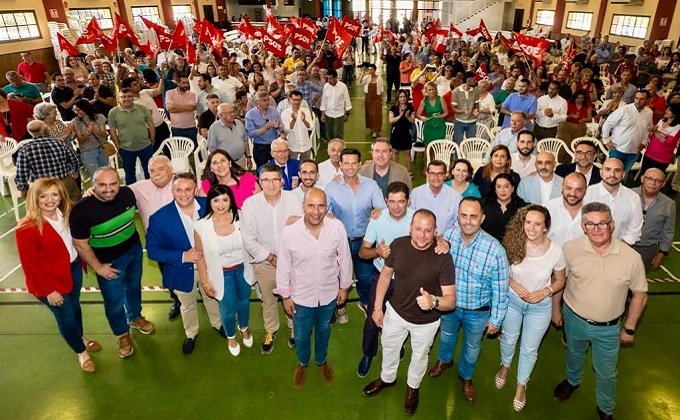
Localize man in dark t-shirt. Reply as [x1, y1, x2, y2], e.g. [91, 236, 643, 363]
[70, 167, 155, 359]
[362, 210, 456, 415]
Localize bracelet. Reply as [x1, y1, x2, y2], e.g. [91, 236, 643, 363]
[547, 285, 554, 296]
[245, 155, 252, 159]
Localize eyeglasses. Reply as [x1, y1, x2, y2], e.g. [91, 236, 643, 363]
[583, 220, 612, 231]
[575, 150, 596, 157]
[260, 178, 282, 184]
[271, 149, 289, 154]
[427, 172, 446, 177]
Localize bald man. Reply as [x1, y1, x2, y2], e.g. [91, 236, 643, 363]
[206, 103, 251, 169]
[632, 168, 676, 270]
[275, 188, 353, 389]
[517, 151, 563, 205]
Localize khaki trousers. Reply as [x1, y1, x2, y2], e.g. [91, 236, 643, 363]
[253, 263, 293, 333]
[174, 272, 222, 339]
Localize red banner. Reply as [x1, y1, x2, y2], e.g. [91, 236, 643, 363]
[475, 62, 489, 81]
[263, 33, 286, 58]
[186, 42, 197, 65]
[100, 31, 117, 52]
[499, 33, 521, 53]
[172, 19, 188, 50]
[423, 19, 440, 42]
[432, 29, 449, 54]
[199, 19, 224, 50]
[266, 14, 283, 37]
[299, 17, 317, 38]
[76, 17, 104, 45]
[290, 27, 313, 51]
[324, 18, 353, 58]
[466, 27, 481, 37]
[57, 33, 80, 56]
[340, 17, 362, 38]
[140, 16, 162, 32]
[514, 32, 550, 66]
[449, 24, 463, 38]
[479, 19, 493, 42]
[111, 13, 141, 46]
[237, 16, 253, 38]
[139, 39, 158, 57]
[192, 18, 202, 35]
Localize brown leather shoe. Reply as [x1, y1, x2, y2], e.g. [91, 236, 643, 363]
[461, 378, 476, 402]
[293, 365, 307, 389]
[554, 379, 580, 401]
[319, 362, 335, 385]
[428, 360, 453, 377]
[404, 386, 419, 415]
[363, 378, 397, 396]
[117, 332, 134, 359]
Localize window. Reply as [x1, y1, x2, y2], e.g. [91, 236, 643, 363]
[535, 10, 555, 26]
[322, 0, 342, 18]
[566, 12, 592, 31]
[610, 14, 650, 39]
[351, 0, 366, 20]
[172, 5, 192, 22]
[70, 8, 113, 30]
[0, 11, 40, 43]
[131, 6, 161, 26]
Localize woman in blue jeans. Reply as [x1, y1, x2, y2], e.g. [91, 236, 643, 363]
[72, 99, 110, 178]
[195, 184, 253, 357]
[495, 205, 567, 412]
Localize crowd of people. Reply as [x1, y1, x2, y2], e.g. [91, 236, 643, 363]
[5, 13, 680, 419]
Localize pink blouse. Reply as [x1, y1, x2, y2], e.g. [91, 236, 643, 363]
[645, 121, 680, 164]
[201, 172, 258, 209]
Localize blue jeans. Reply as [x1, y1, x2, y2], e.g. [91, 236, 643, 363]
[608, 149, 638, 172]
[349, 239, 376, 306]
[218, 264, 251, 338]
[80, 147, 109, 179]
[563, 305, 620, 415]
[96, 242, 143, 336]
[454, 121, 477, 144]
[293, 300, 336, 366]
[171, 126, 198, 147]
[500, 293, 552, 385]
[437, 307, 490, 380]
[119, 145, 153, 185]
[39, 260, 86, 354]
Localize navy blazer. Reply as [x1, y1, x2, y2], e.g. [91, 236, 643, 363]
[260, 158, 300, 191]
[555, 163, 601, 186]
[146, 197, 207, 293]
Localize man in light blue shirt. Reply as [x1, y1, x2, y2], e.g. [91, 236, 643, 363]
[500, 79, 537, 129]
[409, 160, 463, 234]
[489, 111, 526, 156]
[325, 148, 386, 323]
[245, 91, 281, 168]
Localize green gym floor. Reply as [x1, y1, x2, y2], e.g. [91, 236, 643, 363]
[2, 60, 679, 420]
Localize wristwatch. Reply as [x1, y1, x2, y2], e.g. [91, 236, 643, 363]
[431, 295, 439, 310]
[624, 328, 635, 336]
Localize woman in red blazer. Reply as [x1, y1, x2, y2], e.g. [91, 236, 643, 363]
[0, 89, 33, 141]
[15, 178, 100, 373]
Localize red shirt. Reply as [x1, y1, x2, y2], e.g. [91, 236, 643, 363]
[17, 61, 47, 83]
[566, 101, 590, 124]
[648, 94, 667, 125]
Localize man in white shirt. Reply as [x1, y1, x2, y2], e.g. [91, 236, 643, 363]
[602, 89, 653, 172]
[545, 172, 587, 246]
[409, 160, 462, 234]
[517, 151, 563, 205]
[320, 69, 352, 140]
[584, 158, 643, 245]
[490, 111, 526, 156]
[212, 64, 242, 104]
[281, 90, 314, 160]
[510, 129, 537, 179]
[317, 138, 345, 188]
[534, 80, 568, 140]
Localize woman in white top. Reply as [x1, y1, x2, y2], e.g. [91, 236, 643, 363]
[476, 80, 496, 132]
[495, 205, 567, 412]
[195, 184, 254, 356]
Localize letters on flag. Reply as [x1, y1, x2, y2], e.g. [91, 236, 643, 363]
[172, 19, 188, 50]
[475, 62, 489, 82]
[479, 19, 493, 42]
[514, 32, 550, 66]
[299, 17, 317, 38]
[263, 33, 286, 58]
[291, 27, 313, 51]
[76, 17, 104, 45]
[432, 29, 449, 54]
[112, 13, 141, 46]
[340, 17, 361, 38]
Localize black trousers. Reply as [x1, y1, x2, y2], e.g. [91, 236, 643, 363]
[253, 143, 272, 168]
[386, 76, 399, 103]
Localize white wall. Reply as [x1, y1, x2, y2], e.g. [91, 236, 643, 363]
[441, 0, 506, 31]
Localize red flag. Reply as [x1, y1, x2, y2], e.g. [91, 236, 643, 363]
[560, 40, 578, 75]
[290, 27, 313, 51]
[266, 14, 282, 37]
[514, 32, 550, 66]
[57, 33, 80, 56]
[449, 24, 463, 38]
[172, 20, 188, 50]
[384, 29, 397, 45]
[479, 19, 493, 42]
[374, 24, 383, 43]
[466, 27, 481, 37]
[140, 16, 162, 32]
[324, 18, 352, 59]
[186, 42, 197, 65]
[423, 19, 440, 42]
[139, 39, 158, 57]
[237, 16, 253, 38]
[192, 18, 202, 35]
[100, 30, 118, 52]
[76, 17, 104, 45]
[499, 33, 521, 53]
[432, 29, 449, 54]
[263, 32, 286, 58]
[475, 63, 489, 81]
[112, 13, 141, 46]
[340, 17, 362, 38]
[199, 19, 223, 50]
[324, 17, 339, 44]
[251, 26, 264, 40]
[299, 17, 317, 38]
[290, 16, 299, 26]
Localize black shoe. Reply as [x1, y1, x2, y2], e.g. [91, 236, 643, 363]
[363, 378, 396, 396]
[214, 326, 227, 339]
[182, 336, 196, 355]
[262, 331, 276, 355]
[597, 407, 614, 420]
[404, 386, 419, 415]
[554, 379, 580, 401]
[357, 355, 372, 378]
[167, 302, 181, 320]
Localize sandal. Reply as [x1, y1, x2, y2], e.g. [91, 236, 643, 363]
[494, 366, 507, 390]
[79, 357, 96, 373]
[513, 396, 526, 412]
[86, 340, 102, 353]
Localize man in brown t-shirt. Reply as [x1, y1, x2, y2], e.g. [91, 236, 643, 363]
[362, 209, 456, 415]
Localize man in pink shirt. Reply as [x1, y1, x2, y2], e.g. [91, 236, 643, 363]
[166, 74, 198, 145]
[275, 188, 353, 389]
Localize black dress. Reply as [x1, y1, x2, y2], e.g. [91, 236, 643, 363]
[389, 103, 414, 151]
[481, 197, 527, 242]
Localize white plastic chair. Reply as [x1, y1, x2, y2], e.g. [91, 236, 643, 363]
[444, 122, 455, 142]
[194, 136, 209, 176]
[489, 126, 502, 140]
[474, 123, 492, 141]
[0, 138, 18, 196]
[536, 137, 574, 164]
[572, 136, 608, 167]
[153, 137, 195, 174]
[459, 137, 491, 171]
[411, 119, 426, 162]
[7, 174, 23, 222]
[425, 140, 461, 170]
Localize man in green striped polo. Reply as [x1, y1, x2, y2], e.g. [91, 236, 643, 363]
[70, 167, 155, 359]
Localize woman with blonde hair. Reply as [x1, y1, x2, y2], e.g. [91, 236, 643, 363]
[494, 205, 566, 412]
[417, 81, 449, 145]
[15, 178, 101, 372]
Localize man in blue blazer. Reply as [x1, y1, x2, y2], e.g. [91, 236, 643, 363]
[146, 172, 223, 355]
[518, 151, 564, 205]
[260, 138, 300, 190]
[555, 139, 602, 186]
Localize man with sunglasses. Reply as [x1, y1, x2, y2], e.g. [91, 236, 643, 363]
[553, 201, 647, 420]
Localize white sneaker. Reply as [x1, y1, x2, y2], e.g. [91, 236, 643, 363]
[240, 328, 253, 348]
[337, 308, 349, 324]
[228, 341, 241, 356]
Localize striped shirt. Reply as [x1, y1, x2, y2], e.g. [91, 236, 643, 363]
[443, 226, 510, 328]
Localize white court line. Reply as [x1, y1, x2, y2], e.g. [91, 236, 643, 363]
[673, 244, 680, 253]
[660, 265, 680, 281]
[0, 201, 24, 219]
[0, 226, 16, 240]
[0, 264, 20, 283]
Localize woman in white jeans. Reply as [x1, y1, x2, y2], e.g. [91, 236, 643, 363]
[495, 205, 567, 412]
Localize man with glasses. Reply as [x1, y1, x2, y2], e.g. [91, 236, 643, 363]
[50, 72, 81, 120]
[632, 168, 676, 271]
[555, 139, 602, 186]
[241, 164, 303, 354]
[584, 158, 643, 245]
[409, 160, 462, 235]
[207, 103, 250, 168]
[554, 202, 647, 420]
[245, 91, 281, 168]
[264, 138, 300, 191]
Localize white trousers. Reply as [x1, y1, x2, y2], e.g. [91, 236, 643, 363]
[174, 272, 222, 339]
[380, 303, 440, 388]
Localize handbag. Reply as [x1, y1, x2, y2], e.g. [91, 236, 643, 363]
[101, 141, 117, 157]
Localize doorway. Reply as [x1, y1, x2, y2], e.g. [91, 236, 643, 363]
[203, 5, 215, 24]
[512, 9, 524, 32]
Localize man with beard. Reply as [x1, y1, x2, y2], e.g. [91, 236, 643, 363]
[555, 139, 602, 186]
[584, 158, 643, 245]
[292, 160, 320, 200]
[196, 73, 229, 117]
[500, 79, 537, 129]
[535, 80, 568, 140]
[359, 138, 412, 196]
[166, 74, 198, 145]
[518, 151, 563, 205]
[510, 130, 537, 179]
[602, 90, 653, 172]
[546, 172, 588, 246]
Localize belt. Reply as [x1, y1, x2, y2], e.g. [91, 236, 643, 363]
[567, 305, 621, 326]
[463, 305, 490, 312]
[348, 236, 364, 242]
[223, 264, 243, 271]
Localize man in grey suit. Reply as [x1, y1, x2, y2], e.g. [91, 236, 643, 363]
[517, 151, 563, 205]
[358, 138, 412, 197]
